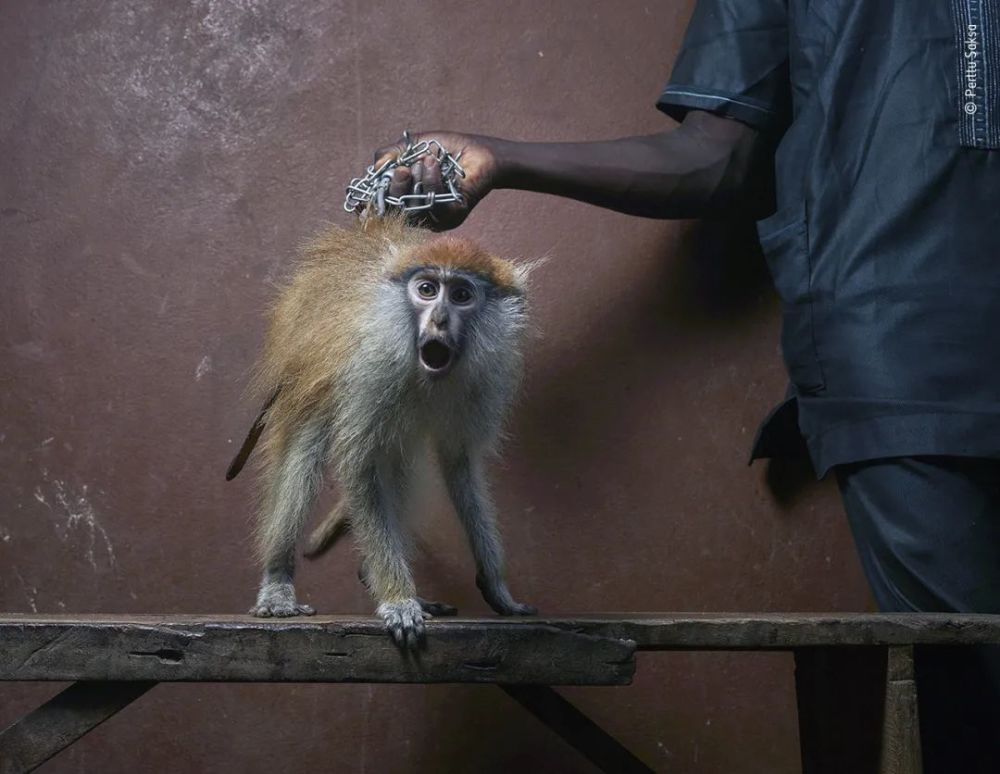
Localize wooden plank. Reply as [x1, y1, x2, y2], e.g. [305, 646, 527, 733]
[0, 681, 155, 774]
[544, 613, 1000, 650]
[879, 645, 923, 774]
[5, 613, 1000, 652]
[0, 617, 635, 685]
[500, 685, 655, 774]
[794, 646, 887, 774]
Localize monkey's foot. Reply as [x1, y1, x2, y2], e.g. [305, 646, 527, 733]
[250, 601, 315, 617]
[493, 600, 537, 616]
[476, 575, 537, 616]
[250, 582, 316, 618]
[377, 598, 428, 649]
[359, 573, 455, 617]
[417, 597, 458, 617]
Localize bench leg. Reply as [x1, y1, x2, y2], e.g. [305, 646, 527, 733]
[0, 681, 156, 774]
[795, 646, 922, 774]
[499, 684, 655, 774]
[880, 645, 922, 774]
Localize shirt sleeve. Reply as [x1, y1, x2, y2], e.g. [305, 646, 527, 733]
[657, 0, 790, 132]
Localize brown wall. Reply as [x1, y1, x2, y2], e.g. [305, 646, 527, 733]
[0, 2, 874, 772]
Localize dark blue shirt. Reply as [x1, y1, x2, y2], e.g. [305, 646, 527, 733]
[658, 0, 1000, 477]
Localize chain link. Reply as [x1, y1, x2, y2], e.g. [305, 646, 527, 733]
[344, 131, 467, 217]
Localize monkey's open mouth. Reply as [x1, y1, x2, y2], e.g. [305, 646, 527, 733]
[419, 340, 453, 373]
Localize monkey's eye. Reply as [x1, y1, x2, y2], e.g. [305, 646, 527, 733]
[416, 280, 438, 299]
[450, 285, 474, 305]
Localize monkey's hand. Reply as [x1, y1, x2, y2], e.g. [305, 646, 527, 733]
[476, 575, 537, 617]
[372, 132, 499, 231]
[377, 598, 428, 649]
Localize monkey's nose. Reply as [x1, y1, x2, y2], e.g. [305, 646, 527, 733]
[428, 320, 449, 339]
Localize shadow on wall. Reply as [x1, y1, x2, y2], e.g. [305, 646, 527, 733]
[514, 216, 817, 512]
[681, 221, 820, 507]
[682, 222, 819, 507]
[669, 217, 772, 323]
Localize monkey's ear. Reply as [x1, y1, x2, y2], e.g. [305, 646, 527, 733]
[225, 387, 281, 481]
[509, 255, 549, 291]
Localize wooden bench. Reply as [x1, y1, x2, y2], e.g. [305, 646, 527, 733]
[3, 613, 1000, 773]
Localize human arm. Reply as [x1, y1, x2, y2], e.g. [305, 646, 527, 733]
[372, 110, 773, 230]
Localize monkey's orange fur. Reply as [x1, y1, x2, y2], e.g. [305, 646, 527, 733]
[388, 235, 521, 294]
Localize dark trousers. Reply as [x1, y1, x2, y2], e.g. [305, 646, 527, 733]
[836, 456, 1000, 774]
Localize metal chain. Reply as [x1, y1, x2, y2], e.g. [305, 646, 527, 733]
[344, 130, 467, 217]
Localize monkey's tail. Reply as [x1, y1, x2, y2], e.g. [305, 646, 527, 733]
[303, 500, 351, 559]
[225, 386, 281, 481]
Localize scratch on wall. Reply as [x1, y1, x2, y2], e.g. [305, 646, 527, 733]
[195, 354, 213, 381]
[14, 569, 38, 613]
[36, 473, 116, 572]
[81, 0, 325, 162]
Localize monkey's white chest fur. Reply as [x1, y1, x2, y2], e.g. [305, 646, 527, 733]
[325, 280, 524, 480]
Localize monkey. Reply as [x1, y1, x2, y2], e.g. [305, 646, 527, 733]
[227, 213, 536, 647]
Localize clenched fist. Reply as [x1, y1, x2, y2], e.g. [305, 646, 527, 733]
[370, 132, 501, 230]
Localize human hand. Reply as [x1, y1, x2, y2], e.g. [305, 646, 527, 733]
[370, 131, 500, 230]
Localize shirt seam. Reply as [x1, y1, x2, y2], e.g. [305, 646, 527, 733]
[657, 86, 774, 115]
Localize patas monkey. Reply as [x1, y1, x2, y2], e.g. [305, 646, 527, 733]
[228, 214, 535, 647]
